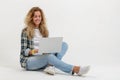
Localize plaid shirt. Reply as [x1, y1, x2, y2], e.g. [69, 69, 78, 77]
[20, 28, 34, 68]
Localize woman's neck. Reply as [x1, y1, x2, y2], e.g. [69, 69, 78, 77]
[34, 26, 39, 29]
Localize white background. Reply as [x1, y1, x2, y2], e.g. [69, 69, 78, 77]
[0, 0, 120, 68]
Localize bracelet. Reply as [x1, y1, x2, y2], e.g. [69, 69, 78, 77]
[31, 50, 35, 55]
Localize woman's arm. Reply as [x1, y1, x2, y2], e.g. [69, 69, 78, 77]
[21, 30, 30, 56]
[21, 30, 39, 56]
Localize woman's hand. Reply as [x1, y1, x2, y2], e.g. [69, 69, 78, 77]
[29, 49, 39, 55]
[34, 49, 39, 53]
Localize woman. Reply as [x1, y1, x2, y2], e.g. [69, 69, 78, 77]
[20, 7, 90, 75]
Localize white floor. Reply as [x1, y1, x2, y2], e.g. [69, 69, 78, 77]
[0, 65, 120, 80]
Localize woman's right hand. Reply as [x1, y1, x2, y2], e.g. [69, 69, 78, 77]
[29, 49, 39, 55]
[34, 49, 39, 53]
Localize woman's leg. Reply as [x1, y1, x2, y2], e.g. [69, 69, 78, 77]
[26, 54, 89, 75]
[47, 54, 73, 74]
[55, 42, 68, 60]
[26, 55, 48, 70]
[26, 54, 73, 74]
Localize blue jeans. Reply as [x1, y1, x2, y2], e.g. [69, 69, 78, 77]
[26, 42, 74, 74]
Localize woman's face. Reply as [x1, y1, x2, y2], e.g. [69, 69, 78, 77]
[33, 11, 42, 27]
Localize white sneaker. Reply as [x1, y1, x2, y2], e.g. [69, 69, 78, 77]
[44, 66, 55, 75]
[78, 66, 90, 76]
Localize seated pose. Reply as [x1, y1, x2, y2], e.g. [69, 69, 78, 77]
[20, 7, 90, 75]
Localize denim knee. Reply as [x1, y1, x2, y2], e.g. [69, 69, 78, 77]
[62, 42, 68, 50]
[47, 54, 54, 60]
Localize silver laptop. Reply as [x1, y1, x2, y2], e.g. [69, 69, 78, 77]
[38, 37, 63, 54]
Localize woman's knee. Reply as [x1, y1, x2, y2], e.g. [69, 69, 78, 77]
[62, 42, 68, 50]
[47, 54, 56, 63]
[47, 54, 55, 59]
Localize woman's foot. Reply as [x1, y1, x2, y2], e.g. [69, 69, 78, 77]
[73, 65, 90, 76]
[44, 66, 55, 75]
[77, 66, 90, 76]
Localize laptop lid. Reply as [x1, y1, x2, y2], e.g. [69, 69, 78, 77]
[39, 37, 63, 53]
